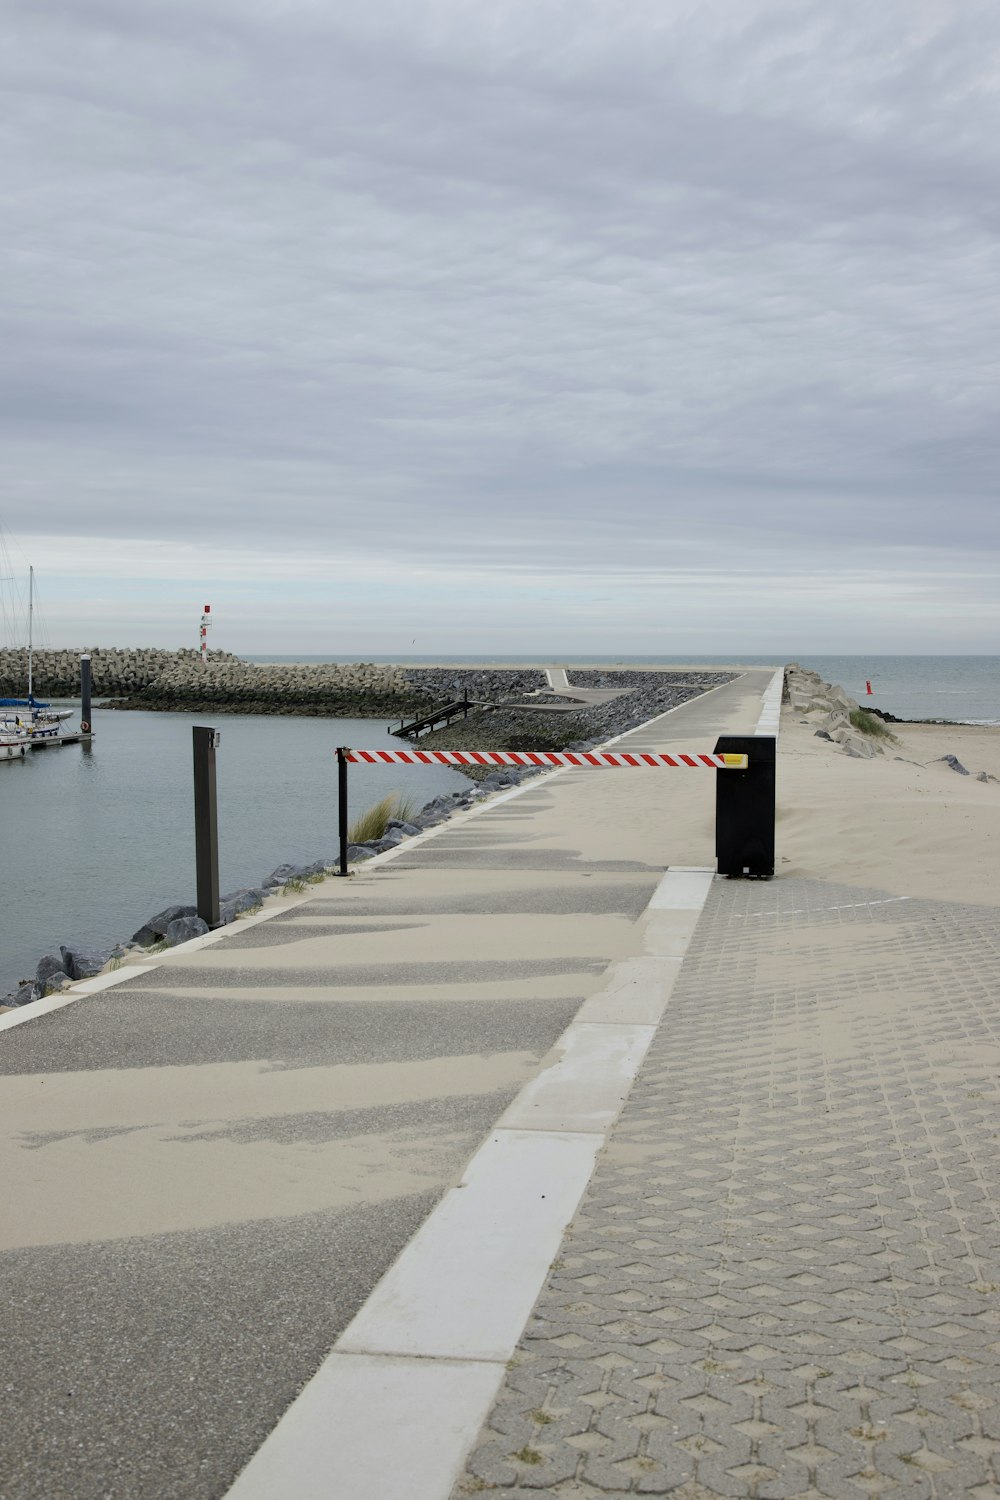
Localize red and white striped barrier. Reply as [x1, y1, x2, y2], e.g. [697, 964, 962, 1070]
[342, 748, 747, 769]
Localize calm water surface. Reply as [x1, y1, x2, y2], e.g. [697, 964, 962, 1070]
[0, 707, 469, 998]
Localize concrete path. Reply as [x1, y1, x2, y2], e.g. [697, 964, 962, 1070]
[0, 669, 771, 1500]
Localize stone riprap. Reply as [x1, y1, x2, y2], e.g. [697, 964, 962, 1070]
[0, 646, 241, 697]
[118, 657, 416, 713]
[419, 670, 738, 755]
[404, 667, 548, 702]
[784, 663, 890, 761]
[0, 649, 549, 716]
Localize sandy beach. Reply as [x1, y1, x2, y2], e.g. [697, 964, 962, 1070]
[776, 714, 1000, 906]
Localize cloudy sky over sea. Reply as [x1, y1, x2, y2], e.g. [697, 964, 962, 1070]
[3, 0, 999, 654]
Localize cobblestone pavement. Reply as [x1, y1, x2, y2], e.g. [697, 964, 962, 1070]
[456, 876, 1000, 1499]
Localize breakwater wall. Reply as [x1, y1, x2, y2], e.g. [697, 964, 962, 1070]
[785, 663, 889, 758]
[0, 646, 242, 697]
[419, 669, 738, 754]
[0, 650, 546, 715]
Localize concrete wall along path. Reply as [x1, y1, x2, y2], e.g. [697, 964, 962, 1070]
[0, 668, 775, 1500]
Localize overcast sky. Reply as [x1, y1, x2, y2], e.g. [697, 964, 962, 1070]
[3, 0, 999, 655]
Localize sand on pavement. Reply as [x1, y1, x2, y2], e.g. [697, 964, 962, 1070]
[775, 713, 1000, 905]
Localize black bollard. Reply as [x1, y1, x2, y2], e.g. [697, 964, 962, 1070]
[193, 726, 221, 926]
[80, 655, 92, 736]
[714, 735, 775, 879]
[337, 747, 349, 876]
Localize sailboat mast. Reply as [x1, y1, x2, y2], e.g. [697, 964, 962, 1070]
[27, 565, 33, 701]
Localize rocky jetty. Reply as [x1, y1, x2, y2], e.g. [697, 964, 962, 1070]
[0, 649, 548, 717]
[784, 662, 894, 758]
[418, 669, 737, 754]
[122, 658, 420, 714]
[0, 646, 242, 697]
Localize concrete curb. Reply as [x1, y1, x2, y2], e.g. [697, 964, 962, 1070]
[756, 667, 784, 737]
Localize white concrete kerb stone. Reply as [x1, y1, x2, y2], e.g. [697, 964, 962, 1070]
[755, 668, 783, 739]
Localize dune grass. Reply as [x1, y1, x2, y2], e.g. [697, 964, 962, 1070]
[348, 792, 417, 844]
[850, 708, 897, 740]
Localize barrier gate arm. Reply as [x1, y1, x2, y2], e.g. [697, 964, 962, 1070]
[341, 748, 747, 770]
[333, 745, 751, 878]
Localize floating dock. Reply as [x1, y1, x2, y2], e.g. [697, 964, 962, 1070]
[26, 730, 93, 750]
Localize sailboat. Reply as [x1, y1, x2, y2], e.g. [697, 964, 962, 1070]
[0, 723, 29, 759]
[0, 566, 72, 740]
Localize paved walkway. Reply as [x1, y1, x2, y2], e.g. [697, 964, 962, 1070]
[455, 875, 1000, 1499]
[18, 664, 996, 1500]
[0, 669, 772, 1500]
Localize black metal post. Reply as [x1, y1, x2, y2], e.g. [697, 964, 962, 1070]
[193, 726, 221, 926]
[80, 654, 92, 736]
[463, 688, 469, 720]
[714, 735, 775, 880]
[337, 747, 349, 876]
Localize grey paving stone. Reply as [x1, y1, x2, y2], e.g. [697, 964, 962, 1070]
[453, 876, 1000, 1497]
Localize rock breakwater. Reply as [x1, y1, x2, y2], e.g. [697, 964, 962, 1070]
[0, 649, 548, 717]
[0, 646, 243, 697]
[419, 669, 738, 754]
[784, 663, 894, 758]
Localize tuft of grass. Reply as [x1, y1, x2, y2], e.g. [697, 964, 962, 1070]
[511, 1447, 542, 1466]
[348, 792, 416, 844]
[850, 708, 896, 740]
[282, 877, 307, 895]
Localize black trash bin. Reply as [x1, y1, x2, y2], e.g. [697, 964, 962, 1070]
[714, 734, 775, 879]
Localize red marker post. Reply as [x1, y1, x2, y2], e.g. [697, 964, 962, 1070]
[200, 604, 212, 669]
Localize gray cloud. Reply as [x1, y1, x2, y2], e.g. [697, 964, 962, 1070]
[2, 0, 999, 640]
